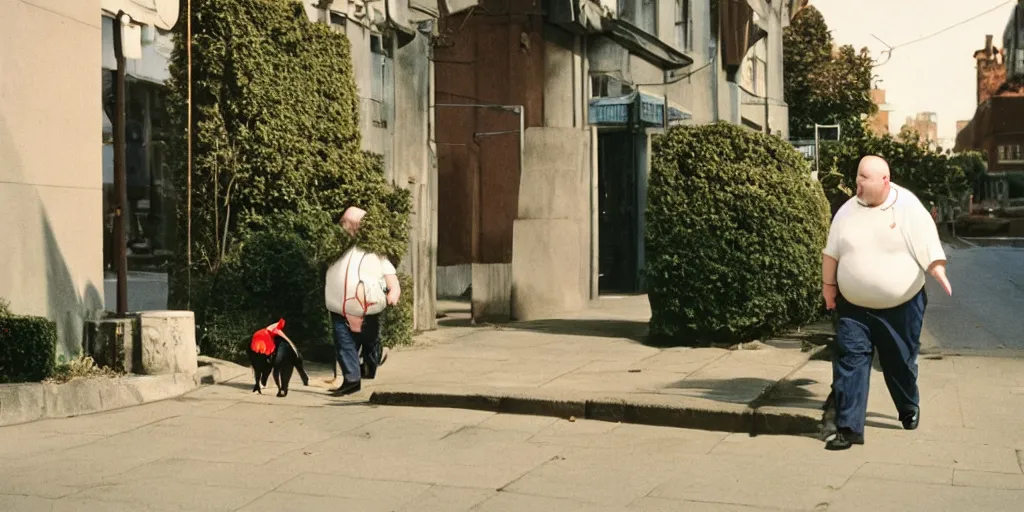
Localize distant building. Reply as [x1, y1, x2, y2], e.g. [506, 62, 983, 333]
[956, 120, 971, 137]
[975, 34, 1007, 105]
[900, 112, 938, 148]
[957, 18, 1024, 209]
[1005, 2, 1024, 79]
[866, 87, 893, 136]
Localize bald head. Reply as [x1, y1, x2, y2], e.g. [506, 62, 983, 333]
[855, 155, 891, 206]
[340, 206, 366, 236]
[858, 155, 890, 180]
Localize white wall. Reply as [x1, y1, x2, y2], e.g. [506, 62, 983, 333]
[1, 0, 104, 357]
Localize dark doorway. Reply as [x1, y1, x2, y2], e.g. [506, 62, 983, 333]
[598, 130, 639, 293]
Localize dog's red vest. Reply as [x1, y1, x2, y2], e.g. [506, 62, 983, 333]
[250, 319, 285, 356]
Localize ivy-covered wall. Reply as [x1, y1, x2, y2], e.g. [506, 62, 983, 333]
[164, 0, 412, 361]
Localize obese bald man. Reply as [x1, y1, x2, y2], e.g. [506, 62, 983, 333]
[822, 155, 952, 450]
[324, 206, 401, 396]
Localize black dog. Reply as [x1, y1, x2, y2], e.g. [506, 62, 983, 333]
[247, 322, 309, 398]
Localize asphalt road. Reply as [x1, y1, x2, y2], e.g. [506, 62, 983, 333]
[922, 244, 1024, 352]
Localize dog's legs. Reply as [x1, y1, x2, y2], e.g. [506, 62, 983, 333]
[277, 364, 293, 398]
[260, 360, 271, 388]
[252, 368, 262, 394]
[295, 356, 310, 386]
[272, 367, 281, 394]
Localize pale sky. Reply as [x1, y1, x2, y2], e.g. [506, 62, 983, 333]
[810, 0, 1016, 148]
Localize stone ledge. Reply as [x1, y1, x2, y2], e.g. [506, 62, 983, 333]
[368, 385, 822, 437]
[0, 373, 198, 427]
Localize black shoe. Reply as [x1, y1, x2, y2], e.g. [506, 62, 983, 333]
[825, 428, 864, 451]
[361, 347, 388, 379]
[900, 407, 920, 430]
[330, 380, 361, 397]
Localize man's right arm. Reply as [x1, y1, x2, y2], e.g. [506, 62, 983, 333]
[822, 255, 838, 310]
[822, 214, 842, 310]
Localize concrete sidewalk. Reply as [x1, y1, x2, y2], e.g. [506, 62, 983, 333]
[306, 296, 833, 435]
[295, 295, 1024, 439]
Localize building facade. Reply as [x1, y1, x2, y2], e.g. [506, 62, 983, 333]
[900, 112, 938, 148]
[2, 1, 104, 358]
[957, 11, 1024, 209]
[866, 87, 892, 136]
[433, 0, 800, 322]
[976, 34, 1006, 106]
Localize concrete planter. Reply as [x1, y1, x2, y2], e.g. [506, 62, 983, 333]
[138, 311, 197, 375]
[84, 310, 197, 376]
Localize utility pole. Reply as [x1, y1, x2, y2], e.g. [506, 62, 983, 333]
[112, 11, 129, 316]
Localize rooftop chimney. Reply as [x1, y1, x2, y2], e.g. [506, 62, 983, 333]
[986, 34, 994, 57]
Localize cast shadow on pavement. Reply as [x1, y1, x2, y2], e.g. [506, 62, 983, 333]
[506, 318, 649, 343]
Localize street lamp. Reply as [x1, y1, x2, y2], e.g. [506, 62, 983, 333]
[111, 11, 142, 316]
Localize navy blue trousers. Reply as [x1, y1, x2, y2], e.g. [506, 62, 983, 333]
[330, 313, 382, 384]
[833, 287, 927, 434]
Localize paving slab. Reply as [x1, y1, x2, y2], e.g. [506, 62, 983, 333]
[6, 378, 1024, 512]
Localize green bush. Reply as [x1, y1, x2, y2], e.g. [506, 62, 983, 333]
[646, 123, 831, 345]
[819, 123, 972, 207]
[200, 213, 331, 362]
[381, 272, 415, 348]
[165, 0, 413, 359]
[0, 315, 57, 383]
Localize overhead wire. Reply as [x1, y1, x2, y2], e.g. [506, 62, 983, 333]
[870, 0, 1014, 67]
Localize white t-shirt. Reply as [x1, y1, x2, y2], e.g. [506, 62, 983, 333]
[324, 246, 397, 317]
[823, 184, 946, 310]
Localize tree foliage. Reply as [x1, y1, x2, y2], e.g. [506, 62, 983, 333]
[819, 123, 977, 209]
[164, 0, 412, 360]
[784, 6, 876, 140]
[646, 123, 831, 346]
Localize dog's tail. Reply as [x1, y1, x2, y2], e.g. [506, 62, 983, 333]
[276, 331, 302, 357]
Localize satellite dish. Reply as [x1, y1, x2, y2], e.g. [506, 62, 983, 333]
[154, 0, 180, 30]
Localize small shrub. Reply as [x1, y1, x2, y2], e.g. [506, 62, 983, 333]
[0, 315, 58, 383]
[48, 356, 124, 384]
[646, 123, 831, 345]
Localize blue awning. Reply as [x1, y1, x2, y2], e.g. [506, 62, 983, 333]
[589, 92, 691, 127]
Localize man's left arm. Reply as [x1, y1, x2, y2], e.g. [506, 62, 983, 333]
[909, 205, 952, 296]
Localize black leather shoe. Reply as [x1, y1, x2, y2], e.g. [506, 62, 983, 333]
[900, 407, 920, 430]
[825, 429, 864, 451]
[330, 380, 361, 397]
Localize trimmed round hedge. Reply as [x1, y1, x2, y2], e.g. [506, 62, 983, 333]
[646, 123, 830, 345]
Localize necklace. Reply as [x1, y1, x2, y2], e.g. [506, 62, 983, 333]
[880, 187, 899, 228]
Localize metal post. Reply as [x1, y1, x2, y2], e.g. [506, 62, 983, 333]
[113, 11, 129, 317]
[814, 123, 820, 175]
[186, 0, 193, 310]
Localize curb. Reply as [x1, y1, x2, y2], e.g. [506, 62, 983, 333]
[0, 357, 249, 428]
[369, 387, 823, 437]
[0, 372, 198, 427]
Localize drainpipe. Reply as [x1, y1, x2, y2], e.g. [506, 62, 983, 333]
[710, 0, 720, 122]
[113, 11, 129, 317]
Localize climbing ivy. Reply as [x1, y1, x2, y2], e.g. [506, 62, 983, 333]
[164, 0, 412, 360]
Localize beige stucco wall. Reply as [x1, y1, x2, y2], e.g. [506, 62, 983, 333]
[0, 0, 104, 357]
[509, 38, 594, 320]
